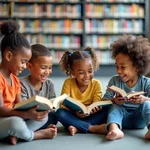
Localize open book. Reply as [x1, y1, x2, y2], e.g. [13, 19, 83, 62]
[62, 97, 112, 115]
[14, 94, 69, 111]
[107, 85, 145, 99]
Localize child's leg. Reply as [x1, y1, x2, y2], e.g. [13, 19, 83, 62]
[0, 116, 57, 145]
[26, 116, 48, 131]
[137, 101, 150, 139]
[38, 112, 58, 130]
[106, 123, 124, 140]
[106, 104, 125, 140]
[33, 125, 57, 140]
[0, 117, 35, 144]
[85, 106, 109, 134]
[25, 116, 57, 140]
[56, 108, 90, 135]
[68, 126, 79, 136]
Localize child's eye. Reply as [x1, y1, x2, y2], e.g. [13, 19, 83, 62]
[21, 60, 26, 64]
[79, 72, 84, 74]
[88, 70, 93, 73]
[49, 66, 52, 70]
[121, 67, 126, 69]
[41, 67, 46, 69]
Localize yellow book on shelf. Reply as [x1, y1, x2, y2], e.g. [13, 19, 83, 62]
[14, 94, 69, 111]
[107, 85, 145, 99]
[62, 97, 112, 115]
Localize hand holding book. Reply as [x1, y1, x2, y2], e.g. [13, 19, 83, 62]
[107, 85, 145, 100]
[62, 96, 112, 115]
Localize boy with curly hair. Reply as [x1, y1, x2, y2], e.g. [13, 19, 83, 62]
[103, 35, 150, 140]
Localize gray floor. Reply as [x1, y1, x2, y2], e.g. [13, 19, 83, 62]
[0, 76, 150, 149]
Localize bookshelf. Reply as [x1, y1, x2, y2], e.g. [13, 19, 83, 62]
[0, 0, 149, 76]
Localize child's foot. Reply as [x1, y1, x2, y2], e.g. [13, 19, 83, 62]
[68, 126, 78, 136]
[34, 126, 57, 140]
[106, 129, 124, 140]
[10, 136, 18, 145]
[145, 129, 150, 139]
[47, 124, 56, 129]
[88, 124, 107, 134]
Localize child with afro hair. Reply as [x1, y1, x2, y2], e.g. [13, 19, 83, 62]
[103, 34, 150, 140]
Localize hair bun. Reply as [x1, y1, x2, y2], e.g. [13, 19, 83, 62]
[0, 20, 19, 35]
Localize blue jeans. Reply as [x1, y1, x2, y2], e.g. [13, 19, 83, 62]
[39, 112, 58, 129]
[106, 101, 150, 130]
[0, 116, 48, 141]
[56, 107, 109, 133]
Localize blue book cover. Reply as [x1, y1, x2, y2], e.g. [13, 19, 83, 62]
[62, 99, 85, 113]
[62, 97, 112, 114]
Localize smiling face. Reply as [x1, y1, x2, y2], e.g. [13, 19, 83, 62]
[8, 47, 32, 76]
[27, 56, 53, 83]
[72, 58, 94, 87]
[115, 53, 139, 87]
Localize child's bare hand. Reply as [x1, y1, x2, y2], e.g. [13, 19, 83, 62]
[90, 106, 102, 114]
[76, 111, 89, 118]
[27, 105, 49, 121]
[113, 94, 126, 105]
[129, 95, 146, 104]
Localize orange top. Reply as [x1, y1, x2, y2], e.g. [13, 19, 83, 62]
[0, 73, 21, 108]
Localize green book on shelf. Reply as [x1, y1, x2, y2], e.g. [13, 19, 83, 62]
[14, 94, 69, 111]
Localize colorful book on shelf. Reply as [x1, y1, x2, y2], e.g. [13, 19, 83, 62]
[107, 85, 145, 99]
[62, 97, 112, 115]
[14, 94, 69, 111]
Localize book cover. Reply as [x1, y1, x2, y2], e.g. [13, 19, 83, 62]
[62, 97, 112, 115]
[14, 94, 68, 111]
[107, 85, 145, 99]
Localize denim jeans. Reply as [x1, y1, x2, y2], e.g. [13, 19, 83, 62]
[106, 101, 150, 130]
[39, 112, 58, 129]
[0, 116, 48, 141]
[56, 106, 109, 133]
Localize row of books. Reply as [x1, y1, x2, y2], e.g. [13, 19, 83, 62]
[25, 35, 81, 49]
[51, 50, 114, 65]
[0, 4, 9, 17]
[2, 0, 144, 2]
[86, 0, 144, 2]
[25, 34, 121, 50]
[86, 3, 144, 18]
[85, 35, 118, 48]
[11, 4, 81, 18]
[6, 0, 80, 2]
[85, 19, 143, 33]
[18, 20, 83, 33]
[1, 3, 144, 18]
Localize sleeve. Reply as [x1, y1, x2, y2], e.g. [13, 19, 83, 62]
[0, 77, 4, 94]
[20, 81, 29, 101]
[13, 76, 21, 95]
[48, 80, 56, 99]
[60, 79, 71, 109]
[102, 77, 116, 99]
[92, 80, 103, 102]
[144, 78, 150, 98]
[61, 79, 71, 95]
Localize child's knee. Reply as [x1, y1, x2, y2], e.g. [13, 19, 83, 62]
[56, 109, 68, 119]
[8, 117, 26, 132]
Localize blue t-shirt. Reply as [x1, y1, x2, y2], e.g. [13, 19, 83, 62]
[103, 75, 150, 109]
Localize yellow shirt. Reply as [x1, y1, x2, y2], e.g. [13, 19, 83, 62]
[61, 78, 102, 106]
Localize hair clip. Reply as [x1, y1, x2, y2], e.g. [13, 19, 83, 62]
[85, 49, 91, 54]
[68, 52, 73, 56]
